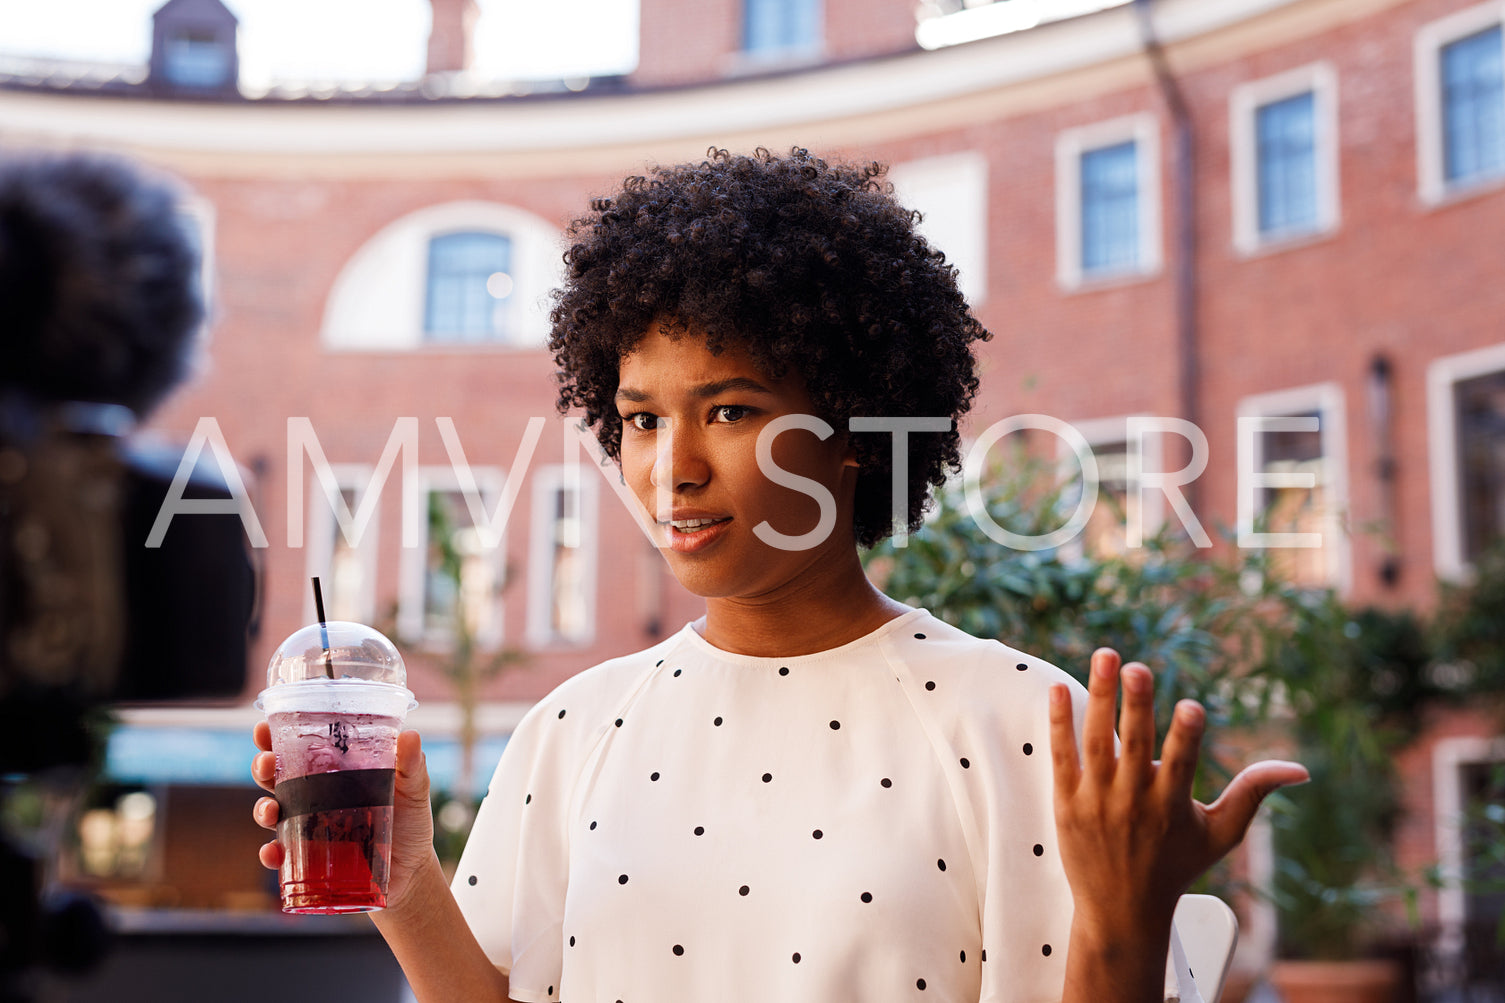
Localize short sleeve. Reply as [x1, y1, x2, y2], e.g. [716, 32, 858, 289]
[452, 698, 579, 1002]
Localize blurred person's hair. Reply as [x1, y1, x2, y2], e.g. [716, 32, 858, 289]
[0, 152, 202, 418]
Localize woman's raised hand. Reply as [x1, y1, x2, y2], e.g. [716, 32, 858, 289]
[1048, 649, 1307, 965]
[251, 724, 440, 916]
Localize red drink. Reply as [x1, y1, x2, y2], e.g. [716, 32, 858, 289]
[269, 709, 403, 914]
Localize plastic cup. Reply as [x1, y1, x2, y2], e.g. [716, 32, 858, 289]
[257, 622, 415, 914]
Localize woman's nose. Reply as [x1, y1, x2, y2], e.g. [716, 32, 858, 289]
[649, 419, 710, 493]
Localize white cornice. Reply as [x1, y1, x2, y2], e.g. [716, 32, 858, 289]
[0, 0, 1406, 172]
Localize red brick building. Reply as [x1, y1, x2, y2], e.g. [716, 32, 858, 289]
[3, 0, 1502, 989]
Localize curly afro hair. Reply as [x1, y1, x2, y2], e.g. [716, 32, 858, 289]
[549, 147, 991, 548]
[0, 152, 203, 418]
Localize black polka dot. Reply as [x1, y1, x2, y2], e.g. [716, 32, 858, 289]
[467, 875, 477, 886]
[762, 773, 773, 783]
[672, 944, 684, 956]
[615, 718, 623, 727]
[548, 987, 553, 997]
[569, 936, 575, 946]
[694, 826, 705, 836]
[589, 820, 597, 830]
[917, 978, 927, 990]
[673, 668, 681, 677]
[880, 778, 892, 788]
[650, 772, 660, 781]
[525, 794, 532, 804]
[937, 858, 946, 871]
[656, 659, 663, 666]
[860, 892, 872, 903]
[981, 950, 988, 962]
[914, 632, 926, 639]
[778, 666, 789, 676]
[792, 952, 801, 964]
[1042, 944, 1052, 956]
[739, 885, 750, 896]
[960, 758, 970, 769]
[1033, 843, 1044, 856]
[812, 829, 823, 839]
[1023, 742, 1033, 755]
[925, 680, 936, 691]
[713, 716, 723, 726]
[557, 709, 566, 719]
[960, 950, 966, 963]
[1017, 662, 1028, 671]
[618, 874, 629, 884]
[829, 720, 841, 730]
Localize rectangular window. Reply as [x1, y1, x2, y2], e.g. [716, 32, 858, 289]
[1427, 343, 1505, 578]
[164, 30, 232, 88]
[743, 0, 821, 55]
[1056, 115, 1160, 289]
[528, 466, 597, 646]
[424, 231, 514, 343]
[1237, 384, 1350, 592]
[398, 468, 506, 649]
[1443, 25, 1505, 184]
[1256, 91, 1318, 234]
[1080, 140, 1140, 275]
[1455, 368, 1505, 563]
[1231, 64, 1339, 254]
[887, 151, 989, 306]
[1417, 5, 1505, 202]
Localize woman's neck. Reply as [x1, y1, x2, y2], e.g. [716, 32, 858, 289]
[697, 549, 910, 657]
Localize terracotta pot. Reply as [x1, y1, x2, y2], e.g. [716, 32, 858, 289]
[1268, 959, 1404, 1003]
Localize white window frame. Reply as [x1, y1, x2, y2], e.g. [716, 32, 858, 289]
[1235, 382, 1351, 594]
[888, 150, 990, 306]
[1055, 113, 1162, 290]
[1055, 415, 1167, 562]
[1431, 735, 1505, 967]
[1427, 340, 1505, 580]
[1415, 1, 1505, 205]
[397, 465, 508, 651]
[526, 463, 599, 648]
[1229, 61, 1341, 255]
[302, 463, 381, 625]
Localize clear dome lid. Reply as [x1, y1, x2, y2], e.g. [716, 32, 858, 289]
[265, 621, 407, 688]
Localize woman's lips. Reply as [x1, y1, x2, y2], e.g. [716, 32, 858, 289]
[665, 516, 732, 554]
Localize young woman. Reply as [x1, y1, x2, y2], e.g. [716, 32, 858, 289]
[252, 148, 1306, 1003]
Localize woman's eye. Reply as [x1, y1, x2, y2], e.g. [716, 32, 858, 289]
[711, 405, 749, 423]
[624, 413, 659, 431]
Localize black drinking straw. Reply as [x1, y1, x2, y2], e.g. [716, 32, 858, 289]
[311, 576, 335, 679]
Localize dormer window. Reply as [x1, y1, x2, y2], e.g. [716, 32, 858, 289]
[150, 0, 239, 94]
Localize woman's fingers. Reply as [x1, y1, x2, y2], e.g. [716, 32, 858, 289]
[258, 839, 284, 870]
[1081, 648, 1121, 786]
[1204, 760, 1310, 855]
[252, 750, 277, 793]
[1155, 699, 1205, 804]
[254, 796, 279, 831]
[253, 720, 271, 752]
[1116, 662, 1156, 787]
[1048, 683, 1082, 798]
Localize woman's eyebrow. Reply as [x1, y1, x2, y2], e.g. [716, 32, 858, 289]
[691, 377, 773, 397]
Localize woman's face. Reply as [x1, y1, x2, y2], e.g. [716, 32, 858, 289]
[615, 323, 860, 602]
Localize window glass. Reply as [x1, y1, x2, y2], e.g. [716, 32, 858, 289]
[423, 490, 498, 643]
[1456, 368, 1505, 562]
[544, 484, 590, 642]
[164, 29, 230, 88]
[744, 0, 819, 53]
[1442, 25, 1505, 185]
[424, 232, 514, 343]
[1256, 90, 1318, 235]
[1083, 442, 1130, 560]
[1258, 411, 1329, 587]
[1080, 140, 1139, 275]
[327, 486, 369, 622]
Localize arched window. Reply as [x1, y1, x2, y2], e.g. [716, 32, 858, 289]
[424, 231, 514, 342]
[321, 201, 562, 352]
